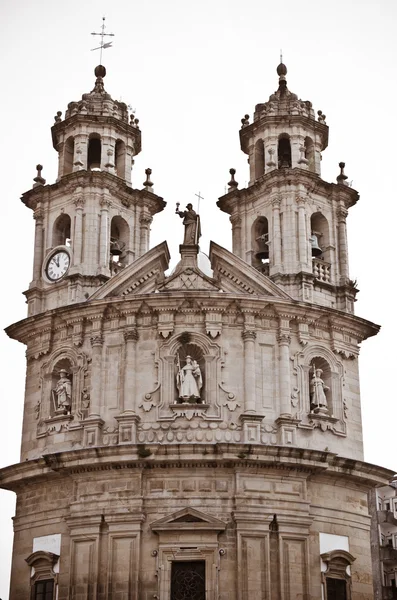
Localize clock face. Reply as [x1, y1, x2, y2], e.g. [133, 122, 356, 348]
[46, 251, 70, 281]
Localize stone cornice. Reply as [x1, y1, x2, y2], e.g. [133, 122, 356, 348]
[5, 290, 379, 350]
[21, 170, 165, 215]
[217, 168, 359, 215]
[0, 444, 393, 492]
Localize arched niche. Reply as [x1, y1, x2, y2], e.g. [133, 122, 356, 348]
[38, 347, 89, 428]
[252, 216, 270, 267]
[63, 136, 74, 175]
[110, 215, 130, 267]
[52, 213, 71, 247]
[293, 345, 345, 434]
[115, 139, 126, 178]
[304, 136, 315, 172]
[278, 134, 291, 168]
[155, 332, 223, 420]
[254, 139, 265, 179]
[87, 133, 101, 170]
[309, 356, 332, 415]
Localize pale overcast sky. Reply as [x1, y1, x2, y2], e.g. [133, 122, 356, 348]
[1, 0, 396, 596]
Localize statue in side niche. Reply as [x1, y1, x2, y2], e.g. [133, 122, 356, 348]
[310, 366, 329, 414]
[52, 369, 72, 414]
[175, 203, 201, 245]
[176, 355, 203, 403]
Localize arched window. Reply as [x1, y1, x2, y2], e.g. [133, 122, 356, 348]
[63, 137, 74, 175]
[115, 139, 126, 178]
[25, 550, 59, 600]
[304, 136, 315, 172]
[252, 216, 270, 270]
[278, 134, 292, 168]
[87, 134, 101, 170]
[110, 216, 130, 267]
[254, 139, 265, 179]
[309, 357, 332, 416]
[52, 214, 71, 247]
[321, 550, 355, 600]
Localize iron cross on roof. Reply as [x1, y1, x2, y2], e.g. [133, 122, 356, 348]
[91, 17, 115, 64]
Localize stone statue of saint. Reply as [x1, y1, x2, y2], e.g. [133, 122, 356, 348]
[176, 355, 203, 402]
[176, 203, 201, 245]
[310, 367, 329, 413]
[53, 369, 72, 414]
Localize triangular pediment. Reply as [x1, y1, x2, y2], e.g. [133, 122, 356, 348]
[89, 242, 170, 300]
[150, 507, 226, 532]
[158, 264, 221, 293]
[209, 241, 293, 299]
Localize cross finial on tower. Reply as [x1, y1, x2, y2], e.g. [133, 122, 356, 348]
[91, 17, 115, 64]
[195, 191, 203, 214]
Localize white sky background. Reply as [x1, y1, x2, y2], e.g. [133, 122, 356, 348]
[0, 0, 396, 596]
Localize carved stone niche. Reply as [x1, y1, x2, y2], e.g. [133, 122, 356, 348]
[151, 508, 226, 600]
[37, 347, 89, 437]
[321, 549, 355, 600]
[293, 345, 346, 436]
[151, 332, 226, 420]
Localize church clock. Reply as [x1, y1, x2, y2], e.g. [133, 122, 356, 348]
[45, 249, 70, 281]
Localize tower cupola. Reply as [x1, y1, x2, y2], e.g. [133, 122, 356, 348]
[240, 63, 329, 183]
[52, 66, 141, 184]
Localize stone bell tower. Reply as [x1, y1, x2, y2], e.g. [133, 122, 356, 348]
[25, 65, 165, 317]
[218, 62, 356, 314]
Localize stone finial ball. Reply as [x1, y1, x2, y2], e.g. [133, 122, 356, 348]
[95, 65, 106, 78]
[339, 162, 345, 169]
[277, 62, 287, 76]
[36, 164, 43, 171]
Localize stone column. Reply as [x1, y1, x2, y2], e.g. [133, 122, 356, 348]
[297, 196, 308, 266]
[99, 197, 111, 270]
[271, 197, 282, 270]
[230, 214, 242, 258]
[139, 213, 152, 257]
[73, 134, 87, 171]
[123, 327, 138, 412]
[72, 195, 85, 265]
[32, 206, 44, 281]
[337, 208, 349, 283]
[89, 334, 103, 417]
[242, 330, 256, 413]
[278, 332, 291, 417]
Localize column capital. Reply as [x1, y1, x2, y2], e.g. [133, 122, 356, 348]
[277, 333, 291, 346]
[242, 330, 256, 342]
[33, 207, 45, 222]
[124, 328, 139, 342]
[90, 335, 103, 348]
[271, 196, 281, 208]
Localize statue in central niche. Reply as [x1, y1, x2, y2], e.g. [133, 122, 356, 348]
[176, 354, 203, 403]
[175, 202, 201, 245]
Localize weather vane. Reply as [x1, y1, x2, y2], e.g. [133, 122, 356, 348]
[91, 17, 115, 64]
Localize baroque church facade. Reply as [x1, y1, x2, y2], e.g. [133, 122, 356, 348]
[1, 62, 393, 600]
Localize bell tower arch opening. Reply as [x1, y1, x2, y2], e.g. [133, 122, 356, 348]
[115, 139, 126, 178]
[254, 139, 265, 179]
[64, 136, 74, 175]
[52, 213, 71, 247]
[110, 215, 130, 267]
[278, 134, 292, 168]
[88, 134, 101, 170]
[252, 216, 270, 269]
[304, 136, 315, 172]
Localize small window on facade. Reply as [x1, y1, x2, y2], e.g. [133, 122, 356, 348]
[326, 577, 347, 600]
[32, 579, 54, 600]
[386, 502, 391, 511]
